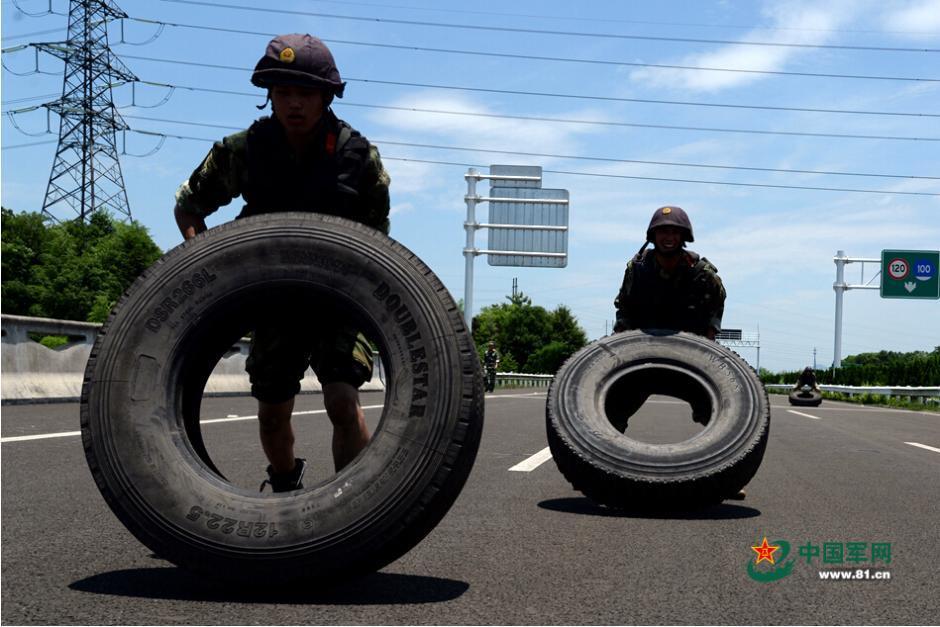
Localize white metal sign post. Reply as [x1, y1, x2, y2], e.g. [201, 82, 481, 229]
[832, 250, 879, 368]
[463, 166, 569, 328]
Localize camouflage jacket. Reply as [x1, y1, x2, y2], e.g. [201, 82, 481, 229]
[613, 248, 726, 336]
[483, 349, 500, 369]
[174, 110, 390, 233]
[796, 371, 818, 388]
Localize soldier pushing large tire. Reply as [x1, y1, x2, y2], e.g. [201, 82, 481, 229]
[788, 387, 823, 407]
[81, 213, 484, 585]
[546, 330, 769, 509]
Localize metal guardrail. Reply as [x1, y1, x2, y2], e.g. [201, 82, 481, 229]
[496, 372, 554, 388]
[765, 383, 940, 401]
[490, 377, 940, 398]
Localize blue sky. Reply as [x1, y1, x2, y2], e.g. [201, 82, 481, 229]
[3, 0, 939, 372]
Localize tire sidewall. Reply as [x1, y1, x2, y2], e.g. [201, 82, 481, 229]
[82, 214, 474, 574]
[548, 330, 768, 481]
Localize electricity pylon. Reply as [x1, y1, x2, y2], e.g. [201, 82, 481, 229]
[37, 0, 136, 223]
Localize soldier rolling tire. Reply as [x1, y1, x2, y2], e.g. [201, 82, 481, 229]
[546, 330, 769, 509]
[81, 213, 484, 585]
[788, 388, 823, 407]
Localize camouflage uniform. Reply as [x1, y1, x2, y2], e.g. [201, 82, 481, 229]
[483, 348, 500, 392]
[613, 248, 726, 336]
[174, 101, 390, 403]
[175, 110, 390, 232]
[795, 367, 819, 390]
[610, 206, 726, 431]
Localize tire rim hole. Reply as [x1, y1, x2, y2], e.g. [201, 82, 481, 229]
[173, 282, 388, 493]
[604, 366, 713, 444]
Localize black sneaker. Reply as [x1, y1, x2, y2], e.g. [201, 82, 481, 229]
[259, 458, 307, 493]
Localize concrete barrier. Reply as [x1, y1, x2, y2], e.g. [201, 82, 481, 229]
[1, 314, 384, 404]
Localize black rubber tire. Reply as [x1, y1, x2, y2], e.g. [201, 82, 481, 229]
[546, 330, 769, 509]
[81, 213, 484, 585]
[788, 389, 823, 407]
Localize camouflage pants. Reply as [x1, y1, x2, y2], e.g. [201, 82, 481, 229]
[245, 310, 373, 403]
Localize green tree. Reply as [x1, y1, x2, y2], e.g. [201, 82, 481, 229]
[472, 292, 587, 374]
[1, 208, 163, 322]
[1, 207, 50, 316]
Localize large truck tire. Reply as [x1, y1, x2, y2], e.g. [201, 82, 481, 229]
[81, 213, 484, 585]
[788, 388, 823, 407]
[546, 330, 769, 509]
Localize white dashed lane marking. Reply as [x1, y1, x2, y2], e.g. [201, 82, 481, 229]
[508, 447, 553, 472]
[905, 442, 940, 454]
[787, 409, 822, 420]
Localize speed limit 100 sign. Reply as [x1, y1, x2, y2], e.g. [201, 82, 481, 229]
[880, 250, 939, 299]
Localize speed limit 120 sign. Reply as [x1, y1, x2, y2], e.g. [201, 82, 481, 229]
[881, 250, 940, 299]
[887, 258, 908, 280]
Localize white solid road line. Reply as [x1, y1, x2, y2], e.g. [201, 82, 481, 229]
[0, 404, 387, 444]
[508, 446, 553, 472]
[787, 409, 822, 420]
[1, 430, 82, 443]
[200, 405, 386, 425]
[0, 394, 544, 444]
[904, 442, 940, 454]
[1, 395, 544, 443]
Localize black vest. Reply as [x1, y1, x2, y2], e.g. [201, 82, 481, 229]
[238, 113, 372, 220]
[627, 249, 712, 335]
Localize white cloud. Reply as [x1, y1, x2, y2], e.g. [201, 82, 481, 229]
[389, 201, 414, 217]
[630, 0, 860, 91]
[363, 92, 610, 159]
[380, 158, 438, 195]
[707, 205, 940, 286]
[882, 0, 940, 33]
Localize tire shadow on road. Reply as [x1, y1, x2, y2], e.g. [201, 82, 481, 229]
[69, 567, 469, 604]
[537, 497, 761, 520]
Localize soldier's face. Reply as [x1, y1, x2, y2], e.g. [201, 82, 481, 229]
[652, 226, 683, 255]
[270, 85, 325, 135]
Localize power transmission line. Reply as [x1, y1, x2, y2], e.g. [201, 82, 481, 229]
[120, 19, 940, 82]
[333, 78, 940, 119]
[3, 28, 68, 42]
[2, 139, 58, 150]
[116, 54, 940, 117]
[155, 0, 940, 53]
[193, 0, 938, 36]
[117, 84, 937, 178]
[115, 113, 938, 179]
[101, 61, 940, 141]
[108, 123, 940, 197]
[10, 0, 65, 16]
[338, 102, 940, 142]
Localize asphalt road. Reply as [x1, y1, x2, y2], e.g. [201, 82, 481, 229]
[2, 390, 939, 625]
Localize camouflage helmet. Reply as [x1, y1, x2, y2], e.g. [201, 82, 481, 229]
[646, 205, 694, 243]
[251, 34, 346, 97]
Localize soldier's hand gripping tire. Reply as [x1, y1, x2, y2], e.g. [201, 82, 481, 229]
[81, 213, 484, 586]
[546, 330, 769, 510]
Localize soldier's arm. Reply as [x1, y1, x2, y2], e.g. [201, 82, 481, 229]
[356, 144, 391, 235]
[705, 267, 727, 341]
[173, 133, 246, 240]
[613, 262, 635, 333]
